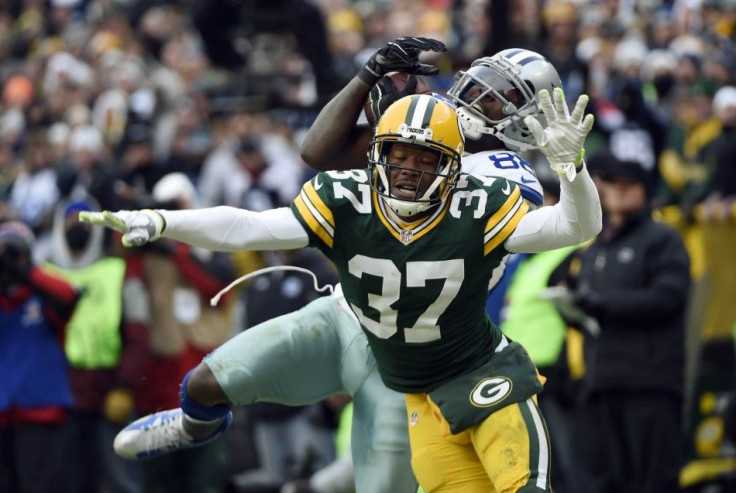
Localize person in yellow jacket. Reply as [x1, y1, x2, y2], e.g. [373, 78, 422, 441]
[46, 198, 149, 493]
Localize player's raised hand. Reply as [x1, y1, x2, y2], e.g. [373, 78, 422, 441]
[524, 88, 594, 181]
[366, 74, 423, 127]
[79, 209, 165, 247]
[358, 37, 446, 85]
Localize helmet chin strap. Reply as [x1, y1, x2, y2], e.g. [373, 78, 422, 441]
[384, 196, 433, 219]
[456, 107, 497, 140]
[458, 107, 537, 151]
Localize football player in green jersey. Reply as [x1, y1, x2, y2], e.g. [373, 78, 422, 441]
[84, 39, 554, 493]
[82, 87, 599, 492]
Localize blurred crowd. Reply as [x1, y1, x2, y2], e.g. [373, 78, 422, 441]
[1, 0, 736, 492]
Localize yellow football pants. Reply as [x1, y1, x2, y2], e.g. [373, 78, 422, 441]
[406, 393, 551, 493]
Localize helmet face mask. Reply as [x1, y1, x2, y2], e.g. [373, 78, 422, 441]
[368, 95, 464, 218]
[448, 49, 561, 151]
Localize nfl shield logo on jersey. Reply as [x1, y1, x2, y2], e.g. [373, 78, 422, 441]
[400, 229, 413, 244]
[410, 411, 419, 426]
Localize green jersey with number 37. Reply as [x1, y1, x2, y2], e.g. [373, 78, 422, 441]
[291, 169, 528, 393]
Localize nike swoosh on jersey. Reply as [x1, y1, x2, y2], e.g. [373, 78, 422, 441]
[520, 176, 536, 184]
[314, 176, 323, 190]
[501, 181, 511, 195]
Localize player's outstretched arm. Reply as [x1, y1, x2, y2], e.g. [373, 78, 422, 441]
[300, 37, 445, 171]
[506, 88, 602, 253]
[79, 207, 309, 251]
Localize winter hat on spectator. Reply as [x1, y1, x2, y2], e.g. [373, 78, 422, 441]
[603, 159, 650, 185]
[613, 38, 648, 71]
[152, 172, 197, 208]
[640, 49, 678, 82]
[92, 89, 128, 145]
[69, 125, 104, 154]
[64, 200, 93, 220]
[669, 34, 705, 59]
[2, 75, 34, 108]
[51, 0, 81, 7]
[598, 153, 652, 196]
[47, 122, 71, 147]
[542, 1, 578, 25]
[0, 221, 35, 253]
[713, 86, 736, 118]
[0, 108, 25, 138]
[586, 150, 617, 179]
[576, 37, 603, 64]
[65, 104, 92, 127]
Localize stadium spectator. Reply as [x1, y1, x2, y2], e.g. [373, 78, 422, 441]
[700, 85, 736, 218]
[7, 131, 59, 235]
[0, 221, 80, 493]
[563, 154, 691, 493]
[191, 0, 346, 99]
[45, 198, 149, 493]
[56, 125, 124, 212]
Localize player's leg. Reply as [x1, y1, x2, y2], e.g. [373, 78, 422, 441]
[470, 398, 552, 492]
[405, 393, 493, 493]
[351, 366, 418, 493]
[115, 295, 347, 459]
[207, 295, 346, 406]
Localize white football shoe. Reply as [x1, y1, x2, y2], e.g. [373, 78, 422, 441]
[114, 408, 232, 459]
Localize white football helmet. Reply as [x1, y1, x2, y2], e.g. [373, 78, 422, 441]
[448, 49, 562, 151]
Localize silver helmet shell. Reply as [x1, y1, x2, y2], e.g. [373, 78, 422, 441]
[448, 49, 562, 151]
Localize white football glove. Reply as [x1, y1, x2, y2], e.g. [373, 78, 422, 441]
[524, 88, 595, 181]
[78, 209, 165, 247]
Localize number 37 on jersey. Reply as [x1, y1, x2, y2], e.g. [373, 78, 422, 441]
[291, 169, 528, 343]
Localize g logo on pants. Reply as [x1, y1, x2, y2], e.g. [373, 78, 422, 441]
[470, 377, 512, 407]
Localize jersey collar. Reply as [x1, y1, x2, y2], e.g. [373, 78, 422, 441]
[373, 191, 450, 245]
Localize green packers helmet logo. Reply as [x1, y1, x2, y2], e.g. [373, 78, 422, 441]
[470, 377, 512, 408]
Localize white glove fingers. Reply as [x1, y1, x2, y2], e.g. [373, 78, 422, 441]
[102, 211, 129, 232]
[537, 89, 556, 122]
[581, 113, 595, 135]
[523, 116, 546, 146]
[552, 88, 570, 120]
[78, 211, 104, 225]
[570, 94, 590, 125]
[122, 230, 148, 248]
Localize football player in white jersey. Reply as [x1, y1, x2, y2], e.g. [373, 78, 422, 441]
[83, 40, 596, 493]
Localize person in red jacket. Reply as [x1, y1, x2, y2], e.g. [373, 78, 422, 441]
[0, 221, 80, 493]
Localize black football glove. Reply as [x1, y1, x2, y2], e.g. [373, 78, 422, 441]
[368, 74, 419, 127]
[358, 37, 446, 85]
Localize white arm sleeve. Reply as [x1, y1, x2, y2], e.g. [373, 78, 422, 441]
[505, 164, 601, 253]
[158, 206, 309, 251]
